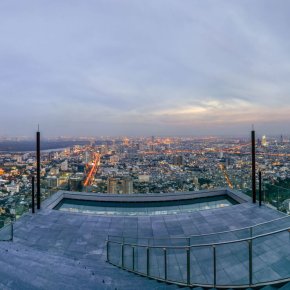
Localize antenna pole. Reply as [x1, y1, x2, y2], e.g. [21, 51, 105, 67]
[251, 129, 256, 203]
[36, 130, 41, 209]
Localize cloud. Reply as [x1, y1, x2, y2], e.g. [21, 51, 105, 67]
[0, 0, 290, 136]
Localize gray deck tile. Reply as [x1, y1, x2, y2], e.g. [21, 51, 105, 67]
[0, 195, 287, 289]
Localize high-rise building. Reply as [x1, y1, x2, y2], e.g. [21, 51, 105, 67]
[15, 155, 22, 163]
[84, 151, 93, 164]
[107, 177, 118, 194]
[262, 135, 267, 147]
[69, 176, 83, 191]
[57, 175, 69, 188]
[61, 160, 68, 171]
[107, 176, 133, 194]
[280, 135, 284, 145]
[122, 177, 133, 194]
[193, 176, 199, 190]
[123, 138, 129, 146]
[100, 145, 108, 154]
[173, 155, 183, 166]
[46, 176, 58, 188]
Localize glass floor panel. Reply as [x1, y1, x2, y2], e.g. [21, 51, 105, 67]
[54, 195, 238, 216]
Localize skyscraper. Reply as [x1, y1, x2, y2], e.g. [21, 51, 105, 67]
[280, 135, 284, 145]
[261, 135, 267, 147]
[69, 176, 83, 191]
[107, 177, 118, 194]
[107, 176, 133, 194]
[173, 155, 183, 166]
[122, 177, 133, 194]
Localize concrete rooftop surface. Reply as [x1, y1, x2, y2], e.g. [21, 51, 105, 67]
[0, 194, 288, 289]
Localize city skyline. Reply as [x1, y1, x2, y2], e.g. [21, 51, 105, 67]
[0, 133, 288, 142]
[1, 0, 290, 136]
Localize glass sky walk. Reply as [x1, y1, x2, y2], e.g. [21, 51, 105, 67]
[54, 195, 237, 216]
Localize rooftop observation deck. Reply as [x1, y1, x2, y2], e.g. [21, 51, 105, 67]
[0, 189, 288, 289]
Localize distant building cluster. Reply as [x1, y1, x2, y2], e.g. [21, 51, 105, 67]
[0, 135, 290, 221]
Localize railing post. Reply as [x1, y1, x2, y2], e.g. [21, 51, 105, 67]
[187, 237, 190, 246]
[11, 222, 14, 242]
[147, 247, 150, 276]
[32, 176, 35, 214]
[248, 239, 253, 286]
[164, 248, 167, 280]
[121, 243, 124, 268]
[213, 245, 217, 288]
[259, 171, 262, 206]
[132, 246, 135, 271]
[250, 227, 253, 238]
[187, 247, 190, 285]
[36, 130, 41, 210]
[251, 129, 256, 204]
[106, 241, 109, 262]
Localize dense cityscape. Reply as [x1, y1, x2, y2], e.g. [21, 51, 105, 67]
[0, 134, 290, 225]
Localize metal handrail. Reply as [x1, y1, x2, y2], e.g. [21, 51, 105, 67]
[108, 214, 289, 243]
[266, 184, 290, 190]
[107, 224, 290, 249]
[107, 225, 290, 289]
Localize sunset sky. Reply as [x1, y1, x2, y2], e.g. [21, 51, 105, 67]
[1, 0, 290, 137]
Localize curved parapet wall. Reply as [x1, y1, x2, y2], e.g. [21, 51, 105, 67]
[43, 188, 250, 211]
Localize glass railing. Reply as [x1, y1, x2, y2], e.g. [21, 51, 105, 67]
[0, 220, 13, 241]
[107, 225, 290, 288]
[108, 214, 290, 247]
[0, 179, 58, 240]
[263, 184, 290, 213]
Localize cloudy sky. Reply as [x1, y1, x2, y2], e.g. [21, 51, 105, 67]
[1, 0, 290, 137]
